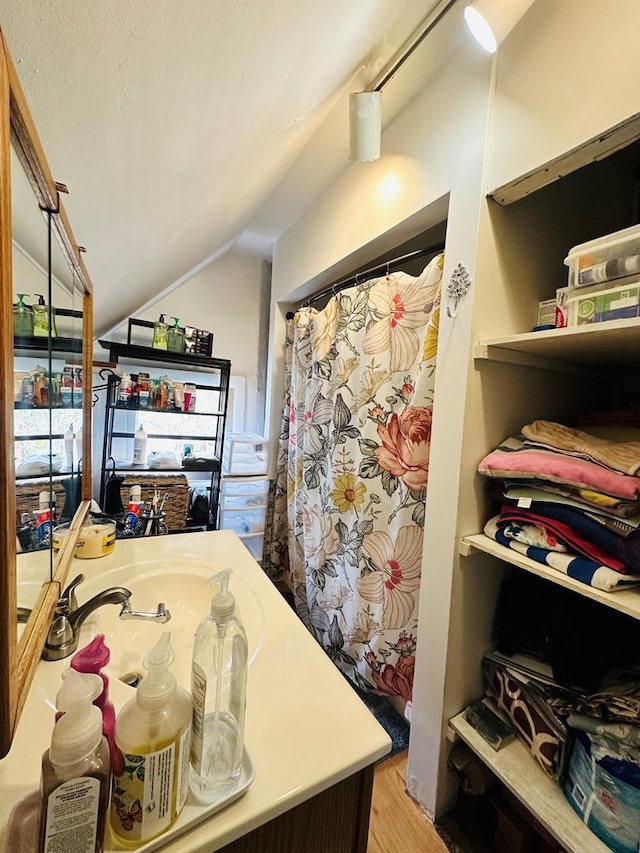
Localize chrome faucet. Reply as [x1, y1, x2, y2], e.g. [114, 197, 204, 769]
[42, 574, 171, 661]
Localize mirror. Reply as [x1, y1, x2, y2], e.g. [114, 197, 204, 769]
[0, 28, 94, 756]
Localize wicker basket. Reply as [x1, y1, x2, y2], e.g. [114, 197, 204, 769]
[121, 473, 190, 530]
[16, 477, 69, 521]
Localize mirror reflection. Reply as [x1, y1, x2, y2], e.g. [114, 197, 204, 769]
[12, 145, 85, 631]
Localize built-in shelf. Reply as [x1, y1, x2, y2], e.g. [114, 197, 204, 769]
[463, 533, 640, 621]
[474, 318, 640, 376]
[449, 712, 609, 853]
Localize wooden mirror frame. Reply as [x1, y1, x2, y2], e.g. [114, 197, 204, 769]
[0, 29, 94, 757]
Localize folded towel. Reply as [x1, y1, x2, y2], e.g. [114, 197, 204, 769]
[522, 420, 640, 475]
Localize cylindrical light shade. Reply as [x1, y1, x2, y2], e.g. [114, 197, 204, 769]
[349, 92, 382, 162]
[464, 0, 535, 53]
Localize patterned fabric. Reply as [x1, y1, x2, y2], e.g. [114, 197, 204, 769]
[270, 255, 444, 697]
[478, 436, 640, 500]
[522, 420, 640, 476]
[484, 516, 640, 592]
[483, 658, 569, 781]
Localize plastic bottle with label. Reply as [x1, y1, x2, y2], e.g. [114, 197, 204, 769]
[38, 668, 111, 853]
[189, 569, 248, 802]
[110, 632, 192, 848]
[133, 424, 147, 466]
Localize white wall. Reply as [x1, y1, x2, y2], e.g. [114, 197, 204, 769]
[267, 2, 493, 819]
[109, 251, 270, 433]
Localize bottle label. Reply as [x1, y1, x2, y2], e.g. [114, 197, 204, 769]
[177, 723, 192, 812]
[111, 743, 175, 842]
[43, 776, 100, 853]
[190, 662, 207, 774]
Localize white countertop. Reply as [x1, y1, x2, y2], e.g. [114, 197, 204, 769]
[1, 531, 391, 852]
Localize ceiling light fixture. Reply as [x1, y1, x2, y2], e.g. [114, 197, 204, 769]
[349, 92, 382, 163]
[464, 0, 535, 54]
[348, 0, 458, 162]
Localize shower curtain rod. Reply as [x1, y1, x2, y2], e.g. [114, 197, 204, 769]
[286, 242, 445, 317]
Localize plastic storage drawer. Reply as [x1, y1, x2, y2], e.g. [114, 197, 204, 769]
[222, 435, 269, 476]
[219, 505, 266, 535]
[220, 476, 270, 496]
[239, 532, 265, 563]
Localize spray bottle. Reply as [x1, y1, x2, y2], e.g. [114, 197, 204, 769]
[38, 669, 111, 853]
[189, 569, 248, 802]
[111, 632, 191, 847]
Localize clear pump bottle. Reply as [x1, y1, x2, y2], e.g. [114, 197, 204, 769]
[189, 569, 248, 802]
[38, 669, 111, 853]
[167, 317, 185, 353]
[110, 632, 191, 848]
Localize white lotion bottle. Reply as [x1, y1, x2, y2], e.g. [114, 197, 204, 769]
[190, 569, 248, 802]
[75, 427, 83, 468]
[110, 632, 191, 848]
[133, 424, 147, 466]
[64, 423, 74, 469]
[38, 669, 111, 853]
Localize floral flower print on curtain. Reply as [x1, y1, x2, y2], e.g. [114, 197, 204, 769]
[357, 526, 423, 629]
[274, 253, 444, 699]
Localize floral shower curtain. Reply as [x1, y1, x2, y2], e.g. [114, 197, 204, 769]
[270, 254, 444, 700]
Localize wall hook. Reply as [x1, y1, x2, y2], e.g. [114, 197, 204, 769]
[446, 262, 472, 318]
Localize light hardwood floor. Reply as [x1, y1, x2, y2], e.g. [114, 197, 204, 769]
[368, 751, 449, 853]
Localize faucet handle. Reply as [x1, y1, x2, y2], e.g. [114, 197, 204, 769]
[61, 574, 85, 612]
[119, 600, 171, 624]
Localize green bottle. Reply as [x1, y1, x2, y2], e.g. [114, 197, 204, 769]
[13, 294, 34, 337]
[32, 294, 57, 338]
[152, 314, 169, 350]
[167, 317, 185, 353]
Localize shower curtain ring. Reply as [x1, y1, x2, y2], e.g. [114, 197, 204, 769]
[446, 262, 472, 319]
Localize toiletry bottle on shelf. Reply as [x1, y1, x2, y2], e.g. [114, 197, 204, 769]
[13, 293, 33, 336]
[75, 427, 83, 469]
[35, 490, 55, 548]
[38, 669, 111, 853]
[133, 424, 147, 466]
[71, 635, 122, 775]
[64, 423, 74, 469]
[125, 484, 143, 533]
[167, 317, 185, 353]
[32, 293, 57, 337]
[152, 314, 169, 350]
[190, 569, 248, 802]
[110, 632, 192, 847]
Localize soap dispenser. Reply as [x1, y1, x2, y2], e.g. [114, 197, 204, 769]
[167, 317, 185, 353]
[13, 293, 33, 336]
[111, 632, 191, 847]
[71, 635, 121, 775]
[152, 314, 169, 350]
[32, 293, 57, 337]
[189, 569, 248, 802]
[38, 668, 111, 853]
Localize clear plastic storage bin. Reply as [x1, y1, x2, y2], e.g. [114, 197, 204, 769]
[564, 222, 640, 289]
[222, 435, 269, 476]
[219, 505, 266, 535]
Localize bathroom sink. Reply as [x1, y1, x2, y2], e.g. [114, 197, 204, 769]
[74, 560, 265, 689]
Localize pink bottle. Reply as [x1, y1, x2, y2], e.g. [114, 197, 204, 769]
[71, 634, 123, 775]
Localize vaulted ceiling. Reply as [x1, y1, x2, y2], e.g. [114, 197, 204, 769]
[2, 0, 441, 335]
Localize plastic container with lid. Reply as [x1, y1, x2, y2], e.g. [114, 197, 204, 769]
[53, 518, 116, 559]
[564, 222, 640, 289]
[565, 279, 640, 326]
[190, 570, 248, 802]
[219, 505, 266, 535]
[38, 669, 111, 853]
[111, 632, 191, 847]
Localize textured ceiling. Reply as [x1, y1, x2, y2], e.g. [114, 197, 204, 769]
[1, 0, 441, 335]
